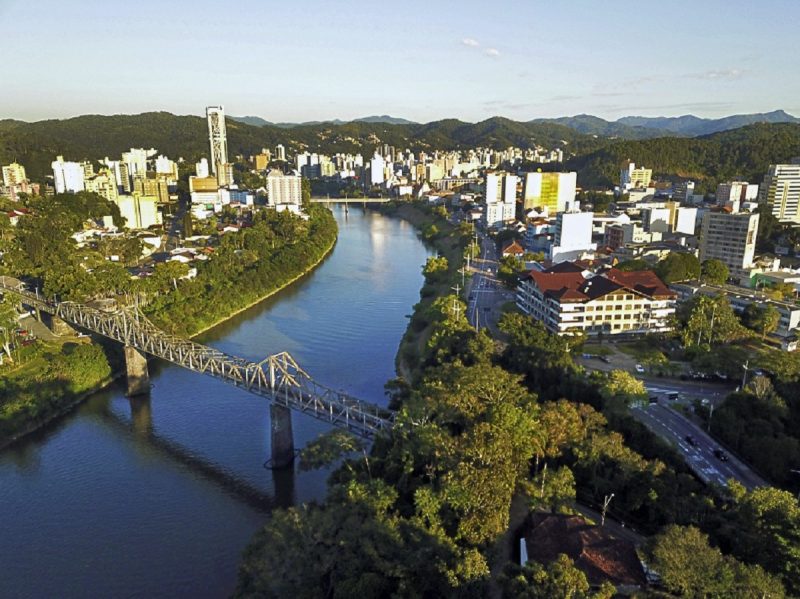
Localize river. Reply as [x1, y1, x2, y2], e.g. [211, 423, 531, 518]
[0, 205, 432, 598]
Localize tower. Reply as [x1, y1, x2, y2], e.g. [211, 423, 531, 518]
[206, 105, 228, 176]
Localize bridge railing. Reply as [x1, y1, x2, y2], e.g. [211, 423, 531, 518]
[0, 279, 394, 438]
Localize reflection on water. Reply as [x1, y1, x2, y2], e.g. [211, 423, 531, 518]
[0, 205, 432, 598]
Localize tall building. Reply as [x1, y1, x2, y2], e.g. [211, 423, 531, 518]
[206, 105, 228, 176]
[759, 164, 800, 222]
[672, 180, 695, 203]
[196, 158, 210, 179]
[522, 171, 577, 212]
[115, 194, 162, 229]
[620, 161, 652, 191]
[84, 170, 119, 202]
[717, 181, 758, 206]
[699, 210, 759, 284]
[266, 169, 302, 212]
[154, 155, 178, 180]
[254, 150, 270, 171]
[550, 208, 596, 263]
[52, 156, 86, 193]
[369, 153, 385, 186]
[484, 173, 516, 228]
[2, 162, 27, 187]
[274, 144, 286, 162]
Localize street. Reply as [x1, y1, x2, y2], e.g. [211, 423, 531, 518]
[465, 231, 514, 335]
[631, 402, 766, 490]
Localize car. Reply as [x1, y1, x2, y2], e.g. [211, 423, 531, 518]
[635, 364, 645, 373]
[599, 356, 611, 364]
[667, 392, 679, 401]
[713, 449, 729, 462]
[649, 395, 659, 404]
[685, 435, 697, 447]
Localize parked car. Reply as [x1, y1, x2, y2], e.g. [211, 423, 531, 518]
[713, 449, 729, 462]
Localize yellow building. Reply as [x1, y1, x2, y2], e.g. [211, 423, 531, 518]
[1, 162, 27, 187]
[189, 176, 220, 193]
[115, 194, 162, 230]
[254, 153, 270, 170]
[522, 171, 577, 212]
[133, 174, 170, 203]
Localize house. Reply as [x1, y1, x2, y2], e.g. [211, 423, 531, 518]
[516, 262, 676, 336]
[519, 513, 646, 591]
[502, 240, 526, 258]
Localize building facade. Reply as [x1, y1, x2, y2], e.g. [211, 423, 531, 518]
[516, 264, 676, 336]
[206, 105, 228, 176]
[522, 171, 577, 212]
[699, 210, 759, 283]
[759, 163, 800, 223]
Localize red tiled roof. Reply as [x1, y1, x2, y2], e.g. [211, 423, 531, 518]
[502, 240, 525, 256]
[524, 513, 646, 588]
[605, 268, 676, 299]
[527, 271, 588, 301]
[543, 261, 585, 274]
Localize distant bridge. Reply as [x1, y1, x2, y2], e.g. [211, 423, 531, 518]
[0, 276, 394, 465]
[310, 197, 393, 204]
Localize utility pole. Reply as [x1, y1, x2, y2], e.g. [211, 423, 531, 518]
[707, 402, 714, 432]
[451, 284, 462, 320]
[741, 359, 750, 390]
[601, 493, 614, 527]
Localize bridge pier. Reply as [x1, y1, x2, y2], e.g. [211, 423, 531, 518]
[49, 315, 74, 336]
[270, 404, 295, 468]
[124, 345, 150, 397]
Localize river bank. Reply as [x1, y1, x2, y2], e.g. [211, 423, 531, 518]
[0, 207, 338, 450]
[373, 201, 470, 381]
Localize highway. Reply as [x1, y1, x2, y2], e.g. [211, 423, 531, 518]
[631, 402, 766, 490]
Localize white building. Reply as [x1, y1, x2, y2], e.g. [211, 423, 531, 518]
[266, 169, 302, 211]
[550, 208, 596, 263]
[759, 163, 800, 223]
[522, 171, 576, 213]
[674, 207, 698, 235]
[642, 207, 671, 233]
[274, 144, 286, 162]
[620, 162, 652, 192]
[2, 162, 26, 187]
[155, 155, 178, 180]
[206, 105, 228, 176]
[484, 173, 516, 228]
[52, 156, 86, 193]
[699, 210, 759, 284]
[115, 194, 162, 229]
[516, 264, 676, 336]
[369, 153, 385, 186]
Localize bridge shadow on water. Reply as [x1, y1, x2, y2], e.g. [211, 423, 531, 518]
[95, 395, 297, 514]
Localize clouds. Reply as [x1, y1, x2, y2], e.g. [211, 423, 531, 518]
[460, 38, 501, 58]
[685, 68, 746, 81]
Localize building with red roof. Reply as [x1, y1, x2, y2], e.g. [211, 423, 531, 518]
[516, 261, 676, 336]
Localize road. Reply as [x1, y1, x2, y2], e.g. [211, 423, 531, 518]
[465, 232, 514, 336]
[631, 402, 766, 490]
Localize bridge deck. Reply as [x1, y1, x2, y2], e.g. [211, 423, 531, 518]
[0, 277, 393, 439]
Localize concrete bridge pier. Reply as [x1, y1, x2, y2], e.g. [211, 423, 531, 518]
[124, 345, 150, 397]
[49, 315, 75, 336]
[270, 404, 295, 468]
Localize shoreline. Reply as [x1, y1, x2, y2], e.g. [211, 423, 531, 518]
[0, 222, 338, 452]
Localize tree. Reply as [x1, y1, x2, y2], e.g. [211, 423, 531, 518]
[0, 295, 18, 362]
[647, 524, 785, 598]
[654, 252, 701, 284]
[614, 259, 649, 272]
[742, 303, 781, 339]
[701, 259, 729, 284]
[678, 295, 751, 348]
[501, 555, 614, 599]
[596, 370, 647, 409]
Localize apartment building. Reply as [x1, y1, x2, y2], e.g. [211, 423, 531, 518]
[699, 209, 759, 284]
[516, 263, 676, 336]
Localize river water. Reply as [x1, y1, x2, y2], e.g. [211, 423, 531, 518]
[0, 205, 432, 598]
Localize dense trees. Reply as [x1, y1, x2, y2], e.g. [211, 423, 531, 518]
[701, 258, 729, 285]
[654, 251, 700, 284]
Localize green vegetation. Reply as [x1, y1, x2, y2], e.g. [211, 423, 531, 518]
[0, 341, 115, 446]
[654, 251, 701, 284]
[701, 258, 729, 284]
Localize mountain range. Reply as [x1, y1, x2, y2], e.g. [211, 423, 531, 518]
[231, 110, 799, 138]
[2, 112, 800, 192]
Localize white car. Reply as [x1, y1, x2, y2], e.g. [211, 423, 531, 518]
[635, 364, 645, 374]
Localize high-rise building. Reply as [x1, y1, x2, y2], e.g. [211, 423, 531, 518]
[114, 193, 162, 229]
[196, 158, 210, 179]
[522, 171, 576, 212]
[699, 210, 759, 284]
[154, 155, 178, 180]
[759, 164, 800, 222]
[620, 161, 652, 191]
[673, 180, 695, 203]
[254, 150, 270, 171]
[84, 170, 119, 202]
[274, 144, 286, 162]
[2, 162, 27, 187]
[484, 173, 516, 228]
[133, 174, 170, 203]
[266, 169, 303, 211]
[206, 105, 228, 176]
[369, 153, 385, 186]
[550, 208, 596, 263]
[52, 156, 86, 194]
[717, 181, 758, 207]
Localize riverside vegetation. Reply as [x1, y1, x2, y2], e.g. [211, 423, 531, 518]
[0, 192, 337, 446]
[234, 201, 796, 598]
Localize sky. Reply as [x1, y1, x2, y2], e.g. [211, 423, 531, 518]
[2, 0, 799, 123]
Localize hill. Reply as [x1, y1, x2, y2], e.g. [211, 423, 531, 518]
[0, 113, 605, 181]
[530, 114, 668, 139]
[617, 110, 800, 136]
[229, 114, 418, 128]
[564, 122, 800, 190]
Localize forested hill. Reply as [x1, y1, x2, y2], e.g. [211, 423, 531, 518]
[0, 113, 603, 181]
[564, 122, 800, 191]
[2, 113, 800, 191]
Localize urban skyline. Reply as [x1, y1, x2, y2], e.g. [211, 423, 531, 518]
[3, 0, 799, 123]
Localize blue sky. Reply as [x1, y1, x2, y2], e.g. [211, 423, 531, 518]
[2, 0, 798, 123]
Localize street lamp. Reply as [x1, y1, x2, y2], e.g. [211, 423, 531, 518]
[601, 493, 615, 527]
